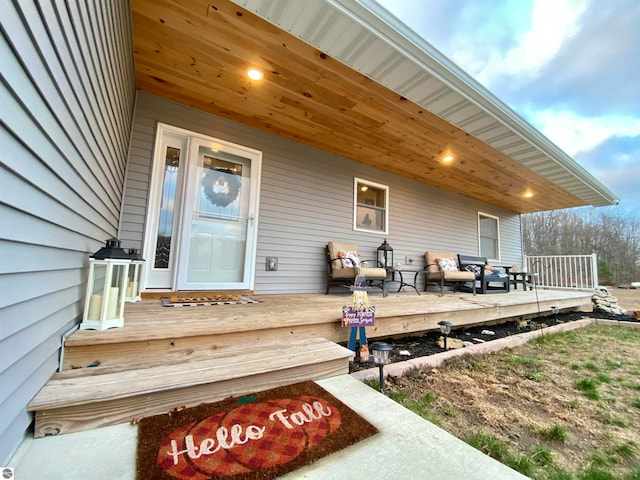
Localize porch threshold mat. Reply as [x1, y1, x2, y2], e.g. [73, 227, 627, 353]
[161, 295, 260, 307]
[136, 380, 378, 480]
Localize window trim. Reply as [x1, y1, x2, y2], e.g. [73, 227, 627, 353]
[353, 177, 389, 235]
[478, 212, 500, 261]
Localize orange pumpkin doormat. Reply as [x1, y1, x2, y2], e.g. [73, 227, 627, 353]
[136, 381, 378, 479]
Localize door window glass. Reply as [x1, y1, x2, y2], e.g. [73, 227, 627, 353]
[154, 146, 180, 269]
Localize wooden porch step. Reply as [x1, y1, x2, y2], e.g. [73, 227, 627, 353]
[28, 337, 352, 438]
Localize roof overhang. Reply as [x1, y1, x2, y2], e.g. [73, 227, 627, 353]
[131, 0, 619, 213]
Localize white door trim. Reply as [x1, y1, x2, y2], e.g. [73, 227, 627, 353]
[143, 123, 262, 291]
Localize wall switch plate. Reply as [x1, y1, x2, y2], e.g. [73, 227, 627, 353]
[266, 257, 278, 271]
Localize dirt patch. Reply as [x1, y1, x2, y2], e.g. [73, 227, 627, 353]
[349, 289, 640, 477]
[384, 322, 640, 478]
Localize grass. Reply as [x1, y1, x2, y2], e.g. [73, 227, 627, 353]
[380, 323, 640, 480]
[575, 378, 601, 400]
[534, 424, 568, 442]
[531, 444, 554, 466]
[404, 392, 442, 425]
[614, 441, 637, 458]
[600, 411, 629, 427]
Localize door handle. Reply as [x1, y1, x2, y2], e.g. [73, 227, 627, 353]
[194, 211, 255, 224]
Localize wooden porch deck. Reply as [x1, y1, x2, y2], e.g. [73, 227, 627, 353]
[63, 288, 593, 370]
[29, 288, 592, 438]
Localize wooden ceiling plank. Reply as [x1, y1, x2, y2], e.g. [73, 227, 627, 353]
[130, 0, 589, 213]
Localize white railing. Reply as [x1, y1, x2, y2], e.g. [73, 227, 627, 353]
[524, 254, 598, 289]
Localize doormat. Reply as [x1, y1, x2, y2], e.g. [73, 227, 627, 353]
[136, 381, 378, 480]
[161, 295, 260, 307]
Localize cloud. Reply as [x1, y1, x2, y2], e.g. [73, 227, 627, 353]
[460, 0, 587, 86]
[377, 0, 529, 64]
[506, 0, 640, 117]
[574, 135, 640, 213]
[376, 0, 639, 214]
[522, 108, 640, 156]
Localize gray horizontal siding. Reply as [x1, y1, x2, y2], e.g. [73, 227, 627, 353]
[0, 0, 135, 463]
[124, 93, 522, 294]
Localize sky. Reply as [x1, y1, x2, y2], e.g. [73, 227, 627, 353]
[376, 0, 640, 216]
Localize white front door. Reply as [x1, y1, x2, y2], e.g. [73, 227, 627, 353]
[144, 124, 261, 291]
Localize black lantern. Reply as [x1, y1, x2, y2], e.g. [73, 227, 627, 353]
[370, 342, 393, 394]
[438, 320, 454, 350]
[377, 239, 394, 270]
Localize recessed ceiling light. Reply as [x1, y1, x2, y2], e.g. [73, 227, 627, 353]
[247, 68, 263, 80]
[442, 155, 454, 163]
[523, 191, 534, 198]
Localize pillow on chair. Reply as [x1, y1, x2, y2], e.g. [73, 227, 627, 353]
[436, 257, 458, 272]
[338, 250, 361, 268]
[465, 264, 482, 277]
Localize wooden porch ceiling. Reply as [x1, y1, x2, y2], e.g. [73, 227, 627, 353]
[131, 0, 587, 214]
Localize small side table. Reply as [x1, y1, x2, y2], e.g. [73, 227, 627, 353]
[510, 272, 534, 291]
[389, 269, 426, 295]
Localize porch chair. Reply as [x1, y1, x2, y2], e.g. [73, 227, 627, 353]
[424, 251, 476, 296]
[457, 254, 510, 294]
[326, 241, 388, 296]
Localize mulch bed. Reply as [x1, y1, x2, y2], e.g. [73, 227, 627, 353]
[348, 310, 638, 373]
[136, 381, 378, 480]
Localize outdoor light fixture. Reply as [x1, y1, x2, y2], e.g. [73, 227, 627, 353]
[247, 68, 263, 80]
[438, 320, 454, 350]
[370, 342, 393, 394]
[377, 239, 394, 270]
[81, 238, 131, 330]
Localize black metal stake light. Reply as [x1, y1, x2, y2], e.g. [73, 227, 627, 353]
[438, 320, 454, 350]
[370, 342, 393, 394]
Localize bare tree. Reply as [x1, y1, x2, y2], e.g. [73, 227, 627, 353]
[522, 207, 640, 285]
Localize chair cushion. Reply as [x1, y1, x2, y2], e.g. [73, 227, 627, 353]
[327, 242, 359, 270]
[331, 268, 357, 280]
[444, 270, 475, 281]
[425, 251, 456, 274]
[437, 257, 458, 272]
[359, 267, 388, 280]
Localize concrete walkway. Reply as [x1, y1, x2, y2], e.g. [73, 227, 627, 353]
[9, 374, 527, 479]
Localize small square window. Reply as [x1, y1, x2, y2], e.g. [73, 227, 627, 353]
[354, 178, 388, 234]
